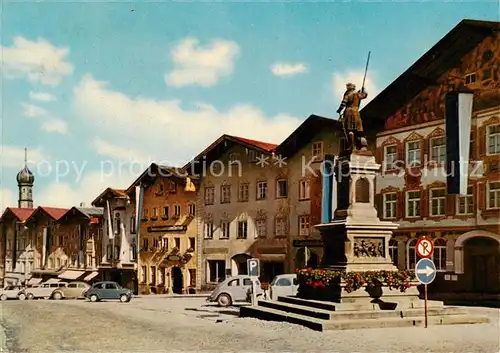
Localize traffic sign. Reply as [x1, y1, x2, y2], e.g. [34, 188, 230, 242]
[415, 258, 437, 285]
[247, 258, 260, 277]
[416, 237, 434, 258]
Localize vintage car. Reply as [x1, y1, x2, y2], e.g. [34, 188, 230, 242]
[84, 281, 133, 303]
[52, 281, 90, 300]
[0, 285, 24, 300]
[268, 274, 299, 301]
[206, 275, 263, 307]
[22, 281, 68, 300]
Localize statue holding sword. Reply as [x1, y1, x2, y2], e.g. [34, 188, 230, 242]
[337, 52, 371, 151]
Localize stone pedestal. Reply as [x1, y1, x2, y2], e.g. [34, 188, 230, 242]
[317, 150, 398, 273]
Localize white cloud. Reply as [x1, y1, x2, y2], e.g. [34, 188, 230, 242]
[0, 189, 17, 211]
[74, 74, 301, 164]
[92, 138, 148, 162]
[22, 103, 69, 135]
[1, 36, 74, 86]
[271, 62, 308, 77]
[0, 145, 46, 169]
[36, 169, 135, 208]
[29, 91, 57, 102]
[165, 37, 240, 87]
[332, 69, 379, 106]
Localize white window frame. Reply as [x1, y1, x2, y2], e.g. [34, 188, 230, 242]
[464, 72, 476, 86]
[256, 181, 268, 200]
[487, 181, 500, 209]
[275, 217, 287, 237]
[221, 184, 231, 203]
[406, 239, 417, 270]
[299, 180, 310, 200]
[238, 183, 249, 202]
[384, 145, 398, 171]
[487, 124, 500, 155]
[456, 187, 474, 215]
[204, 223, 214, 239]
[256, 218, 267, 238]
[389, 240, 398, 267]
[406, 191, 421, 218]
[204, 187, 215, 205]
[298, 215, 310, 237]
[276, 179, 288, 198]
[237, 221, 248, 239]
[430, 137, 446, 164]
[433, 238, 447, 272]
[188, 203, 196, 216]
[220, 221, 230, 239]
[406, 141, 421, 167]
[174, 205, 181, 217]
[429, 188, 446, 217]
[312, 141, 323, 160]
[383, 193, 397, 219]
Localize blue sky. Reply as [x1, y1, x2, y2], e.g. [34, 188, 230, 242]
[1, 1, 498, 208]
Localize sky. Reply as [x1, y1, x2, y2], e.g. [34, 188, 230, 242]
[1, 1, 498, 209]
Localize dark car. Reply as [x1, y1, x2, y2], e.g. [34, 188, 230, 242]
[84, 281, 133, 303]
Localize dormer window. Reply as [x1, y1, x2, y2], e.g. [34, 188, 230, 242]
[465, 72, 476, 86]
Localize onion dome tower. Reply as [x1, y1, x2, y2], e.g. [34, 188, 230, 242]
[16, 148, 35, 208]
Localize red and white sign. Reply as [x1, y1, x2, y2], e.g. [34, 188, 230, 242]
[416, 237, 434, 258]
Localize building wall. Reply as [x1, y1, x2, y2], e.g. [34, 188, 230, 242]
[137, 176, 199, 294]
[374, 32, 500, 296]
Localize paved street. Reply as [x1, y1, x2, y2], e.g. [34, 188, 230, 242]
[0, 297, 499, 352]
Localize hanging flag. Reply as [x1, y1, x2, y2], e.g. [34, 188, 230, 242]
[135, 185, 145, 258]
[107, 200, 114, 239]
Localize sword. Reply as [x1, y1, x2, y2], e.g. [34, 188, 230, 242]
[361, 51, 371, 92]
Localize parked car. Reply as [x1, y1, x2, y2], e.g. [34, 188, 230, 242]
[22, 281, 68, 300]
[268, 274, 299, 301]
[84, 281, 133, 303]
[52, 281, 90, 300]
[0, 285, 24, 301]
[207, 275, 263, 307]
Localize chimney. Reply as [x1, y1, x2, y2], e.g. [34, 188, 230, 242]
[80, 202, 85, 207]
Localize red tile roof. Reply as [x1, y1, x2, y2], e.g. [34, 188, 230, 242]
[39, 207, 70, 220]
[1, 207, 35, 222]
[228, 135, 278, 152]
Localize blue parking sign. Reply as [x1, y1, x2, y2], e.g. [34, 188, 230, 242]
[247, 258, 260, 277]
[415, 258, 437, 285]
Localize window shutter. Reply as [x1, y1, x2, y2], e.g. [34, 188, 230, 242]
[376, 146, 384, 166]
[397, 191, 405, 219]
[470, 127, 477, 161]
[421, 188, 429, 218]
[478, 182, 485, 210]
[421, 139, 428, 166]
[446, 194, 456, 216]
[478, 125, 486, 157]
[397, 142, 405, 170]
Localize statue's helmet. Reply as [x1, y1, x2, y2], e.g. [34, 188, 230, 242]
[346, 83, 356, 89]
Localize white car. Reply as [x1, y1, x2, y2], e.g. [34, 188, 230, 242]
[206, 275, 263, 307]
[268, 274, 299, 301]
[22, 281, 68, 300]
[0, 285, 24, 300]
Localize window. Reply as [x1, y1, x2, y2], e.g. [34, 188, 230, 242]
[142, 238, 149, 250]
[238, 183, 249, 202]
[430, 137, 446, 164]
[299, 180, 310, 200]
[406, 191, 421, 218]
[204, 223, 214, 239]
[406, 141, 421, 167]
[276, 278, 292, 286]
[152, 207, 158, 218]
[256, 181, 268, 200]
[105, 283, 117, 290]
[487, 124, 500, 155]
[208, 260, 225, 283]
[114, 245, 120, 259]
[130, 217, 136, 234]
[163, 206, 169, 219]
[131, 243, 137, 261]
[430, 188, 446, 216]
[174, 237, 180, 249]
[221, 184, 231, 203]
[227, 279, 239, 286]
[204, 187, 215, 205]
[220, 222, 230, 239]
[157, 183, 164, 194]
[406, 239, 417, 270]
[433, 238, 447, 271]
[150, 266, 156, 284]
[389, 240, 398, 267]
[162, 238, 168, 249]
[248, 150, 257, 162]
[189, 237, 195, 250]
[298, 215, 310, 236]
[457, 187, 474, 215]
[189, 269, 196, 287]
[276, 179, 288, 198]
[383, 193, 397, 219]
[384, 145, 398, 170]
[174, 205, 181, 218]
[275, 217, 287, 237]
[312, 141, 323, 160]
[158, 268, 165, 285]
[243, 278, 253, 286]
[141, 266, 147, 283]
[465, 72, 476, 86]
[143, 208, 149, 219]
[488, 182, 500, 209]
[153, 237, 159, 248]
[256, 219, 267, 238]
[188, 204, 195, 216]
[237, 221, 248, 239]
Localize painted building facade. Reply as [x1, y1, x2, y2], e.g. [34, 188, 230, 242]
[364, 19, 500, 298]
[126, 163, 199, 294]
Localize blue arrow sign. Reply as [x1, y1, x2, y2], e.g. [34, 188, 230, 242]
[415, 258, 437, 285]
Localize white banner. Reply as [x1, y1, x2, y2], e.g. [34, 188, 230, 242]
[106, 200, 114, 239]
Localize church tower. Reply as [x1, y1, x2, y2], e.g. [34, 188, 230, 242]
[16, 148, 35, 208]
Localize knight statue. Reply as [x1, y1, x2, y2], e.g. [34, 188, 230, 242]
[337, 82, 368, 151]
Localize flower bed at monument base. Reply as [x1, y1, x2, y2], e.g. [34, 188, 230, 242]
[295, 268, 416, 302]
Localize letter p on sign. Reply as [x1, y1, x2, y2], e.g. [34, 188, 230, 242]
[247, 258, 260, 277]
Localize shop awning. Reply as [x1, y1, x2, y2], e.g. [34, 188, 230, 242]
[58, 270, 85, 280]
[84, 271, 99, 281]
[258, 254, 286, 262]
[28, 278, 43, 286]
[5, 273, 25, 280]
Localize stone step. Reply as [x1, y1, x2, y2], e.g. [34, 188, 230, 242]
[277, 296, 338, 311]
[240, 305, 490, 331]
[260, 300, 467, 320]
